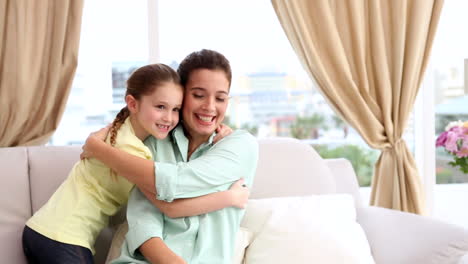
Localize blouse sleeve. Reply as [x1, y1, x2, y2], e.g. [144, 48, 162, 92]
[155, 131, 258, 202]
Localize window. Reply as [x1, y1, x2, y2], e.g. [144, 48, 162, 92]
[51, 0, 468, 228]
[54, 0, 404, 189]
[428, 1, 468, 227]
[51, 0, 148, 145]
[54, 0, 416, 191]
[431, 2, 468, 185]
[158, 0, 413, 189]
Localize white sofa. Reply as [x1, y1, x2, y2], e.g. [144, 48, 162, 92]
[1, 137, 468, 263]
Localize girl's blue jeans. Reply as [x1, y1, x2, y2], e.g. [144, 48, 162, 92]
[22, 225, 94, 264]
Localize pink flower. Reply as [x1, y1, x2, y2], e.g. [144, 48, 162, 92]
[456, 135, 468, 158]
[449, 126, 465, 134]
[445, 130, 460, 153]
[436, 131, 448, 147]
[437, 121, 468, 174]
[456, 147, 468, 158]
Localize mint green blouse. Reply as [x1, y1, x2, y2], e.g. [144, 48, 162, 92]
[113, 124, 258, 264]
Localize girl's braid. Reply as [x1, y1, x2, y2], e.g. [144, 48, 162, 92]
[109, 106, 130, 147]
[108, 106, 130, 181]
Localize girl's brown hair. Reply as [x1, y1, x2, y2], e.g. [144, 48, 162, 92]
[108, 64, 180, 179]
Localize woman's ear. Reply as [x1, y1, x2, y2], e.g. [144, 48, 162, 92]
[125, 95, 138, 113]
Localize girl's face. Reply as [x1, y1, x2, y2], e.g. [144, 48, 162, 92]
[182, 69, 230, 140]
[129, 82, 183, 140]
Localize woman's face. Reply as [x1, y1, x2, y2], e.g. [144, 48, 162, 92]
[182, 69, 230, 140]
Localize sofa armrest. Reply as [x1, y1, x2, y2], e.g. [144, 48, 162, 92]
[324, 158, 363, 206]
[357, 206, 468, 264]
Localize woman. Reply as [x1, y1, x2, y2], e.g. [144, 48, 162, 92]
[82, 49, 258, 263]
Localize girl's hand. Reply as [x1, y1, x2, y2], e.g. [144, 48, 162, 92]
[228, 178, 250, 209]
[80, 124, 111, 160]
[213, 123, 233, 144]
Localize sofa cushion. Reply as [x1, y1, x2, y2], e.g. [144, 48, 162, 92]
[0, 147, 31, 263]
[358, 206, 468, 264]
[251, 138, 336, 199]
[324, 158, 363, 206]
[241, 194, 374, 264]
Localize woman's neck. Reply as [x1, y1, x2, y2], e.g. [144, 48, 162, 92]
[184, 128, 210, 159]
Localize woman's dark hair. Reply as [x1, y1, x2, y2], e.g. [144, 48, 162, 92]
[177, 49, 232, 88]
[109, 63, 180, 147]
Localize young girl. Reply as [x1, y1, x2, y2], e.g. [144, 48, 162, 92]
[22, 63, 248, 264]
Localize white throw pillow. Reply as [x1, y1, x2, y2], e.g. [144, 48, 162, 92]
[241, 194, 374, 264]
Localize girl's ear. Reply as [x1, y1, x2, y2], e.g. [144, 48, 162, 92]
[125, 95, 138, 113]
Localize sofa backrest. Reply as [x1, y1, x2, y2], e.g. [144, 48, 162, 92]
[251, 137, 338, 199]
[0, 147, 31, 263]
[28, 146, 81, 212]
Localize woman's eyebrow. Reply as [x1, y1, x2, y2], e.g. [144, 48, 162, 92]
[189, 87, 228, 95]
[189, 87, 205, 92]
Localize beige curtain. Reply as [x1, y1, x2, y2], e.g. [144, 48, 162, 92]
[272, 0, 443, 214]
[0, 0, 84, 147]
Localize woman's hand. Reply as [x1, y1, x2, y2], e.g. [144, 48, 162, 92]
[80, 125, 111, 160]
[228, 178, 250, 209]
[213, 123, 233, 144]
